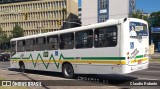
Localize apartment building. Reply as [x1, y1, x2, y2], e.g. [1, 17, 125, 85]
[82, 0, 135, 25]
[0, 0, 78, 36]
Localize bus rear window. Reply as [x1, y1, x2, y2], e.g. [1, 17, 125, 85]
[130, 22, 148, 37]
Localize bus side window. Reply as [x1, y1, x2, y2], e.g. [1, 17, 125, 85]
[11, 41, 16, 56]
[60, 33, 74, 49]
[26, 39, 35, 51]
[17, 40, 25, 52]
[36, 37, 46, 51]
[47, 35, 59, 50]
[75, 30, 93, 49]
[94, 26, 117, 47]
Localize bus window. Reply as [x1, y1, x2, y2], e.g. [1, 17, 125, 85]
[47, 35, 58, 50]
[11, 41, 16, 56]
[25, 39, 35, 51]
[36, 37, 46, 51]
[94, 26, 117, 47]
[60, 33, 74, 49]
[130, 22, 148, 37]
[17, 40, 25, 52]
[75, 30, 93, 49]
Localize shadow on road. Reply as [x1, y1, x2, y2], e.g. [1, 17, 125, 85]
[9, 68, 137, 86]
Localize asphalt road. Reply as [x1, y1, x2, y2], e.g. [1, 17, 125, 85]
[0, 61, 160, 89]
[0, 61, 10, 70]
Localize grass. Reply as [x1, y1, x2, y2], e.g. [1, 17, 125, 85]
[0, 77, 29, 89]
[0, 77, 5, 80]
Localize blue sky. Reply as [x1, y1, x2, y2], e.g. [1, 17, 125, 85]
[136, 0, 160, 13]
[78, 0, 160, 13]
[78, 0, 81, 7]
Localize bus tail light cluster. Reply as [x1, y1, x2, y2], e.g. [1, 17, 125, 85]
[144, 54, 148, 57]
[127, 52, 130, 60]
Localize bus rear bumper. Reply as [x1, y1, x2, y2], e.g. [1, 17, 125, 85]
[121, 61, 149, 74]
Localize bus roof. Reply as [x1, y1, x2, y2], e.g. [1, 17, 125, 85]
[10, 18, 147, 41]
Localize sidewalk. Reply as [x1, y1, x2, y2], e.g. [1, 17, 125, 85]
[149, 52, 160, 63]
[149, 52, 160, 59]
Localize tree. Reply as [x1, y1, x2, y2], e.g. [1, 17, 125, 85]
[0, 27, 12, 50]
[12, 24, 24, 38]
[0, 27, 4, 44]
[130, 10, 149, 21]
[150, 11, 160, 27]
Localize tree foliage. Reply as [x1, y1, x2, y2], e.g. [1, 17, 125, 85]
[0, 27, 3, 44]
[130, 10, 149, 21]
[0, 27, 12, 50]
[150, 11, 160, 27]
[12, 24, 24, 38]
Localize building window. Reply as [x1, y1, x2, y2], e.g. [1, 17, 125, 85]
[99, 0, 108, 10]
[94, 26, 117, 47]
[99, 15, 107, 22]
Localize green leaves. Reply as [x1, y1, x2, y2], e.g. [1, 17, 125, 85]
[130, 10, 149, 21]
[11, 24, 24, 38]
[150, 11, 160, 27]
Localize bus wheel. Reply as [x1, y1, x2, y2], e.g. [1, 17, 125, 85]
[62, 63, 74, 79]
[19, 62, 25, 73]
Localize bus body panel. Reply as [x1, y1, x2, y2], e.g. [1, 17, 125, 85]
[10, 18, 149, 75]
[120, 18, 149, 73]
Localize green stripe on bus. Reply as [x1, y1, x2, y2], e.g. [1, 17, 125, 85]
[135, 55, 143, 59]
[10, 53, 130, 69]
[10, 53, 74, 69]
[81, 57, 125, 60]
[10, 57, 29, 59]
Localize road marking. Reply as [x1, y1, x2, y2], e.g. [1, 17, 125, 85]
[138, 78, 160, 80]
[149, 63, 160, 65]
[149, 66, 160, 69]
[141, 70, 160, 73]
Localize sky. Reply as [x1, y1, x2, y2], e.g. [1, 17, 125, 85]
[78, 0, 160, 13]
[136, 0, 160, 13]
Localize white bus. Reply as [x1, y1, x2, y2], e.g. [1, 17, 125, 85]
[10, 18, 149, 78]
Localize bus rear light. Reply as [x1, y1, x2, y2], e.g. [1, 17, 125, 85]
[127, 57, 130, 59]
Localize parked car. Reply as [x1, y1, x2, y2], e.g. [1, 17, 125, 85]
[0, 53, 10, 61]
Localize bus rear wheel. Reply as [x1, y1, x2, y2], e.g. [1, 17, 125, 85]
[62, 63, 74, 79]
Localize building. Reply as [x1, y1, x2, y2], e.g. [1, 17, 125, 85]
[78, 7, 81, 20]
[82, 0, 135, 26]
[0, 0, 78, 36]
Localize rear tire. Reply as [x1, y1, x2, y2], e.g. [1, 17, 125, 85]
[62, 63, 74, 79]
[19, 63, 25, 73]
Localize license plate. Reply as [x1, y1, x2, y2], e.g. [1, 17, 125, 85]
[138, 60, 142, 64]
